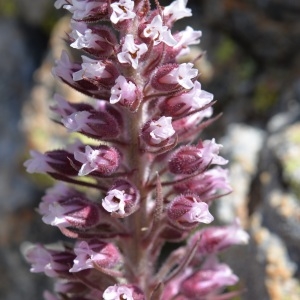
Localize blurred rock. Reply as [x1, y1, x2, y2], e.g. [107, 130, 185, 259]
[217, 123, 266, 224]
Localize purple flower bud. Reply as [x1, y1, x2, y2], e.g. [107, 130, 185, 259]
[190, 219, 249, 256]
[23, 243, 75, 278]
[102, 180, 140, 218]
[172, 108, 213, 141]
[169, 139, 228, 175]
[180, 256, 238, 298]
[69, 239, 121, 272]
[174, 167, 232, 199]
[161, 81, 213, 117]
[167, 194, 214, 230]
[74, 145, 120, 176]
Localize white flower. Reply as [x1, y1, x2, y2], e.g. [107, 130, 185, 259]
[143, 15, 177, 46]
[163, 0, 192, 22]
[69, 241, 99, 272]
[102, 189, 126, 214]
[110, 0, 136, 24]
[54, 0, 70, 9]
[183, 200, 214, 224]
[72, 55, 111, 81]
[117, 34, 148, 69]
[160, 63, 198, 89]
[70, 21, 101, 49]
[103, 285, 134, 300]
[24, 150, 53, 174]
[149, 116, 175, 144]
[168, 81, 213, 111]
[110, 75, 137, 105]
[175, 26, 202, 57]
[67, 0, 100, 20]
[52, 50, 73, 81]
[62, 111, 91, 132]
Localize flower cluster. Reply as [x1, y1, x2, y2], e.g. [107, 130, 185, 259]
[24, 0, 249, 299]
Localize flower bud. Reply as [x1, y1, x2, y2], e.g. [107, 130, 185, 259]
[167, 194, 214, 230]
[74, 145, 120, 176]
[174, 167, 232, 199]
[189, 219, 249, 256]
[172, 108, 213, 142]
[102, 180, 140, 218]
[160, 81, 213, 117]
[169, 139, 228, 175]
[180, 256, 238, 298]
[69, 239, 121, 272]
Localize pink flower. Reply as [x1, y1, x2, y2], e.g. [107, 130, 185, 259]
[102, 180, 140, 217]
[59, 107, 121, 140]
[103, 284, 134, 300]
[38, 184, 100, 228]
[110, 0, 136, 24]
[69, 239, 121, 272]
[72, 55, 111, 81]
[24, 150, 54, 174]
[102, 189, 126, 214]
[23, 244, 75, 278]
[66, 0, 101, 20]
[117, 34, 148, 69]
[159, 63, 198, 89]
[143, 15, 177, 46]
[174, 26, 202, 57]
[74, 145, 120, 176]
[70, 21, 100, 49]
[167, 194, 214, 230]
[110, 75, 137, 106]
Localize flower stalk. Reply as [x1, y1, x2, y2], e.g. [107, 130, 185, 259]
[24, 0, 249, 299]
